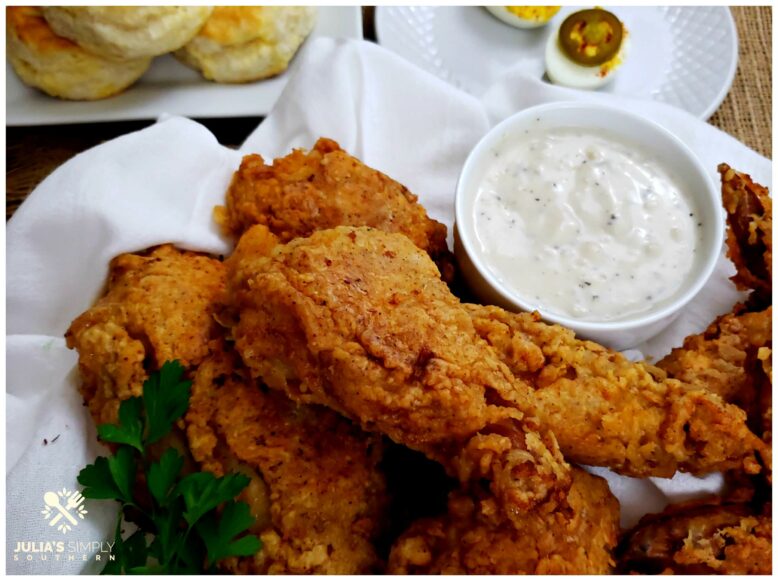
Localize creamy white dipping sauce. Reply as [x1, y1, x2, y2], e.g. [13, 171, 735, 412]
[473, 128, 704, 322]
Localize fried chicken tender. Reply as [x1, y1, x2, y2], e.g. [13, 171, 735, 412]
[186, 345, 388, 574]
[65, 245, 226, 425]
[617, 498, 772, 574]
[388, 468, 619, 574]
[465, 305, 766, 478]
[657, 306, 771, 406]
[718, 163, 772, 301]
[657, 308, 773, 479]
[216, 138, 455, 280]
[227, 225, 571, 520]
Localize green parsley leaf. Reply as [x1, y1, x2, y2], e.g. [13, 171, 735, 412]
[196, 501, 262, 566]
[124, 531, 149, 569]
[148, 497, 184, 566]
[80, 360, 261, 574]
[101, 511, 148, 574]
[100, 511, 126, 575]
[78, 457, 122, 500]
[170, 532, 207, 574]
[147, 448, 184, 507]
[125, 565, 165, 575]
[143, 360, 191, 445]
[107, 446, 136, 504]
[176, 472, 251, 527]
[97, 397, 144, 452]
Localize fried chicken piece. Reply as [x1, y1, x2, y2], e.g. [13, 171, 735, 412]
[617, 497, 772, 574]
[216, 137, 455, 280]
[659, 325, 773, 484]
[377, 443, 456, 559]
[65, 245, 226, 425]
[227, 225, 571, 520]
[740, 344, 773, 487]
[388, 468, 619, 574]
[186, 344, 388, 574]
[754, 346, 772, 446]
[657, 306, 771, 408]
[465, 305, 766, 478]
[718, 163, 772, 301]
[659, 165, 773, 480]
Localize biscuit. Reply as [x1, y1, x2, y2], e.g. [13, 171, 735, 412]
[42, 6, 213, 60]
[7, 6, 151, 101]
[175, 7, 316, 83]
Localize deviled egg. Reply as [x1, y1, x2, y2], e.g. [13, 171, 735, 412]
[545, 8, 628, 90]
[485, 6, 561, 29]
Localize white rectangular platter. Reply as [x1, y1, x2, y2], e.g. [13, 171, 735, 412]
[6, 6, 363, 126]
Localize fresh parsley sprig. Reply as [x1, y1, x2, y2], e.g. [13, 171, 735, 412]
[77, 361, 262, 574]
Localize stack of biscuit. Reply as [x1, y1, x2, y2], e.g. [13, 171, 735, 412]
[7, 6, 317, 101]
[175, 7, 317, 83]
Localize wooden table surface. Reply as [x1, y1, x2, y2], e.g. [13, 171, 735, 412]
[6, 6, 771, 220]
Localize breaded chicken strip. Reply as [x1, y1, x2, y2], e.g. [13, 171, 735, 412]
[186, 346, 387, 574]
[65, 245, 226, 426]
[657, 306, 771, 413]
[648, 310, 773, 486]
[466, 305, 766, 478]
[718, 163, 772, 302]
[388, 468, 619, 574]
[216, 138, 455, 280]
[617, 497, 771, 574]
[227, 225, 571, 520]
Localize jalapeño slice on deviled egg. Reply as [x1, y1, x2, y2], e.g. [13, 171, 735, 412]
[546, 7, 628, 90]
[559, 8, 623, 65]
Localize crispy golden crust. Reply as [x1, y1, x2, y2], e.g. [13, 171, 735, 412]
[65, 245, 226, 425]
[465, 305, 766, 478]
[657, 306, 771, 406]
[186, 345, 388, 574]
[228, 226, 571, 520]
[718, 163, 772, 300]
[216, 138, 455, 280]
[755, 346, 772, 447]
[224, 222, 281, 297]
[388, 468, 619, 574]
[739, 344, 773, 488]
[657, 309, 772, 482]
[617, 498, 772, 574]
[631, 166, 774, 556]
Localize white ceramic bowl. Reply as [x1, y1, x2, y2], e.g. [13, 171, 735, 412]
[454, 102, 723, 350]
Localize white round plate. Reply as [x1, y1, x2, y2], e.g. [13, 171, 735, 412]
[376, 6, 737, 119]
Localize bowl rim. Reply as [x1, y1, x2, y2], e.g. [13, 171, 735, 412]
[454, 101, 724, 333]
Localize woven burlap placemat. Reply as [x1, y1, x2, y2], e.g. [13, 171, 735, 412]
[6, 6, 772, 220]
[709, 6, 772, 159]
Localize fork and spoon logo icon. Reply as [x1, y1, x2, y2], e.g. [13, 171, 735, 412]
[41, 489, 88, 534]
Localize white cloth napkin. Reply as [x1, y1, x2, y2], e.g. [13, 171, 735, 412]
[6, 38, 770, 574]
